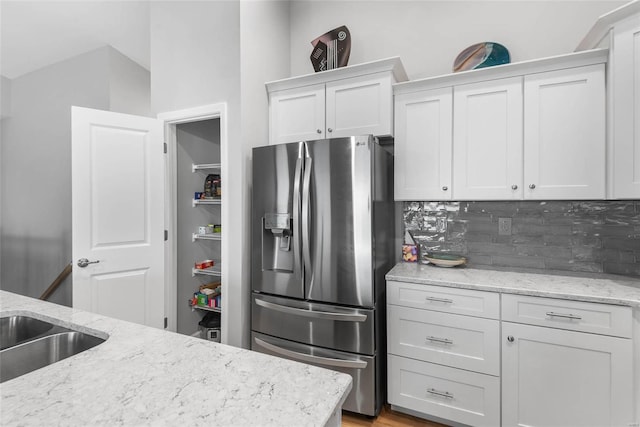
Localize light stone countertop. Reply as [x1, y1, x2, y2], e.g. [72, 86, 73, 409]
[0, 291, 352, 427]
[386, 262, 640, 307]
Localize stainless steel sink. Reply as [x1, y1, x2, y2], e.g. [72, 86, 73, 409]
[0, 315, 55, 350]
[0, 315, 106, 383]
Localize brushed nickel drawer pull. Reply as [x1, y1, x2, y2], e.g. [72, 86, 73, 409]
[425, 296, 454, 304]
[427, 388, 454, 399]
[426, 336, 453, 345]
[546, 311, 582, 320]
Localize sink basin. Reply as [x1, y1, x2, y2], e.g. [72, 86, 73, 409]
[0, 315, 55, 350]
[0, 331, 105, 383]
[0, 315, 106, 383]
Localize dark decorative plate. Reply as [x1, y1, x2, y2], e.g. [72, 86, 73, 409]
[453, 42, 510, 73]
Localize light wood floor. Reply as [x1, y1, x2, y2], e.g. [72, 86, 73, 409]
[342, 405, 448, 427]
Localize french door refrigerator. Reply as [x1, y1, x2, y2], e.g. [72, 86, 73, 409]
[251, 135, 394, 416]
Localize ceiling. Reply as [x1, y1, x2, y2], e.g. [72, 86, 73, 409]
[0, 1, 150, 80]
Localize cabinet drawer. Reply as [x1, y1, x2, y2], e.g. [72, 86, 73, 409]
[387, 280, 499, 319]
[502, 294, 632, 338]
[387, 305, 500, 375]
[388, 355, 500, 427]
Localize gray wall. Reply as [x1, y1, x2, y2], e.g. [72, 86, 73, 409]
[403, 201, 640, 277]
[0, 46, 150, 305]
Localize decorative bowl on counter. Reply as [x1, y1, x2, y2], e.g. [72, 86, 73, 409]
[422, 253, 467, 268]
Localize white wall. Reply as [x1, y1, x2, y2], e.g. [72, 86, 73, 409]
[289, 1, 625, 79]
[0, 75, 10, 118]
[0, 47, 111, 305]
[109, 48, 151, 117]
[150, 0, 245, 346]
[240, 0, 291, 348]
[0, 45, 152, 305]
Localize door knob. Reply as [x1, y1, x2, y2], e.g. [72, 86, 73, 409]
[507, 335, 515, 343]
[529, 184, 536, 189]
[442, 186, 448, 191]
[316, 129, 322, 134]
[327, 128, 333, 133]
[511, 184, 518, 190]
[77, 258, 100, 268]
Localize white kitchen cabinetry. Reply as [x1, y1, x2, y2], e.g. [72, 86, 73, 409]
[387, 278, 637, 427]
[577, 2, 640, 199]
[453, 77, 523, 200]
[523, 64, 605, 199]
[266, 57, 407, 145]
[610, 14, 640, 199]
[393, 49, 608, 201]
[501, 294, 634, 427]
[387, 281, 501, 427]
[394, 87, 453, 200]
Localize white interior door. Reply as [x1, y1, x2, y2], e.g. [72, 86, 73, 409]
[71, 106, 165, 328]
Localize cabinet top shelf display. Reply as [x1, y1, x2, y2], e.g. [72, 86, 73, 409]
[266, 56, 408, 93]
[393, 49, 608, 95]
[192, 163, 221, 172]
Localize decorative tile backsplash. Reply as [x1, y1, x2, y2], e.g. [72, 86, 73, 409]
[403, 201, 640, 277]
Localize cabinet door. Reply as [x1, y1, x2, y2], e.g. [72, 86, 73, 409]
[524, 64, 605, 199]
[453, 77, 523, 200]
[610, 14, 640, 199]
[394, 88, 453, 200]
[325, 73, 393, 138]
[269, 84, 325, 144]
[502, 322, 634, 427]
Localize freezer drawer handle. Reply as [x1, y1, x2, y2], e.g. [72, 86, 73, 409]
[546, 311, 582, 321]
[255, 298, 367, 322]
[254, 337, 368, 369]
[427, 388, 454, 399]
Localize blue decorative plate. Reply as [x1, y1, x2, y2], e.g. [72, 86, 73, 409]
[453, 42, 510, 73]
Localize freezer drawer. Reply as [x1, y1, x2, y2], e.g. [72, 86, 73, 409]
[251, 331, 380, 416]
[252, 293, 376, 355]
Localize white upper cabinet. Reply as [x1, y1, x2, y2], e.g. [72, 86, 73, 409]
[325, 73, 394, 139]
[394, 87, 452, 200]
[453, 77, 523, 200]
[393, 49, 608, 201]
[269, 84, 325, 144]
[266, 57, 407, 145]
[610, 14, 640, 198]
[577, 2, 640, 198]
[523, 64, 606, 199]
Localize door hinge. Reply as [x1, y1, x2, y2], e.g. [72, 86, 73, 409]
[163, 142, 167, 153]
[164, 317, 168, 329]
[164, 230, 168, 241]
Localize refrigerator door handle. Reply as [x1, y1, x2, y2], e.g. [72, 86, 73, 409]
[255, 298, 367, 322]
[301, 144, 312, 274]
[293, 145, 303, 274]
[254, 337, 368, 369]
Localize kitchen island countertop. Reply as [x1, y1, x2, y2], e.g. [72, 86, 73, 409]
[386, 262, 640, 307]
[0, 291, 352, 426]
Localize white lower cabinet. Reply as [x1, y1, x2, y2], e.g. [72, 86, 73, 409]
[387, 281, 636, 427]
[501, 322, 634, 427]
[388, 355, 500, 427]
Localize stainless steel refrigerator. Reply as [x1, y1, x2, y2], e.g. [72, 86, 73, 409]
[250, 135, 394, 416]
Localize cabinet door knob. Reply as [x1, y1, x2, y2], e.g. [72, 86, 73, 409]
[316, 129, 322, 134]
[327, 128, 333, 133]
[507, 335, 515, 343]
[511, 184, 518, 190]
[529, 184, 536, 189]
[442, 186, 448, 191]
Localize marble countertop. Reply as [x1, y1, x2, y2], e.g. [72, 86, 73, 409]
[0, 291, 352, 427]
[386, 263, 640, 307]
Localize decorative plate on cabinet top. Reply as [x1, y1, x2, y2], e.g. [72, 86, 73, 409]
[422, 253, 467, 268]
[453, 42, 510, 72]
